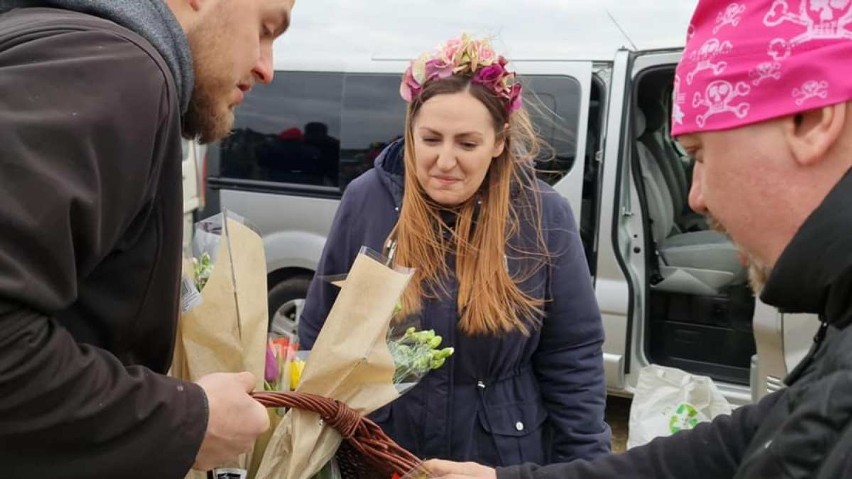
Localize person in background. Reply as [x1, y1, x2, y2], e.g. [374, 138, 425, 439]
[299, 34, 611, 467]
[303, 121, 341, 185]
[426, 1, 852, 478]
[0, 0, 294, 476]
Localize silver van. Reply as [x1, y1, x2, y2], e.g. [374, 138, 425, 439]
[202, 2, 819, 405]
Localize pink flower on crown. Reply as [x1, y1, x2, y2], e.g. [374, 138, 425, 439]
[400, 52, 429, 101]
[425, 58, 454, 81]
[399, 66, 421, 102]
[508, 82, 523, 112]
[474, 64, 504, 86]
[477, 42, 498, 66]
[440, 37, 466, 64]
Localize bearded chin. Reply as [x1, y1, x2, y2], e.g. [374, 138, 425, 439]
[181, 15, 235, 144]
[182, 81, 234, 144]
[706, 214, 772, 293]
[746, 257, 772, 295]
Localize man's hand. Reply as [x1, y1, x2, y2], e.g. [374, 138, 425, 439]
[424, 459, 497, 479]
[192, 372, 270, 471]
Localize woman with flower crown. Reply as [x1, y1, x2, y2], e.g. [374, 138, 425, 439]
[298, 34, 611, 467]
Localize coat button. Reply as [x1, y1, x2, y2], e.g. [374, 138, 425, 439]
[515, 421, 524, 431]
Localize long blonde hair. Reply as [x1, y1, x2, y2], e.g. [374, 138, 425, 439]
[391, 76, 550, 336]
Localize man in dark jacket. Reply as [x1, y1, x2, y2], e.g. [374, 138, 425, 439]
[0, 0, 293, 477]
[426, 1, 852, 478]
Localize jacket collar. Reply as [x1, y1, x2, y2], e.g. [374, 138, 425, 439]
[373, 138, 405, 210]
[761, 168, 852, 328]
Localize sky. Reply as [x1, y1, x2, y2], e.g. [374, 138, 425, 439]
[273, 0, 700, 67]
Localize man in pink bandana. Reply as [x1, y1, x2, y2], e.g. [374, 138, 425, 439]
[425, 1, 852, 478]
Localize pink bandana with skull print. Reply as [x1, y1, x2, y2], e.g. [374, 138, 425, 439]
[672, 0, 852, 136]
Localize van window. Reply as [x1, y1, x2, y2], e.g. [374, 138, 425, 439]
[340, 74, 406, 190]
[214, 72, 583, 195]
[218, 72, 343, 187]
[521, 75, 583, 185]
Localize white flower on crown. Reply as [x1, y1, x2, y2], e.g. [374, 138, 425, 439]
[692, 80, 751, 128]
[687, 38, 734, 85]
[715, 3, 747, 33]
[764, 0, 852, 58]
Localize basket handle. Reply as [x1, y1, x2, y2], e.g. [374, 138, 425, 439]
[250, 391, 423, 475]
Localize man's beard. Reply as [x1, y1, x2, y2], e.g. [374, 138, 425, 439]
[182, 76, 234, 144]
[706, 215, 771, 293]
[181, 11, 236, 144]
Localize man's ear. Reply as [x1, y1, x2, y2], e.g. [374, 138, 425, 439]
[165, 0, 204, 30]
[785, 102, 847, 167]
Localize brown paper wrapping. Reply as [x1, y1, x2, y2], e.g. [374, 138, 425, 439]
[170, 216, 269, 478]
[255, 250, 414, 479]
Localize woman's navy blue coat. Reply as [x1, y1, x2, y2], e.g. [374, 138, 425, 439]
[299, 140, 611, 466]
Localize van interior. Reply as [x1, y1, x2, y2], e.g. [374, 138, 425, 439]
[631, 67, 757, 385]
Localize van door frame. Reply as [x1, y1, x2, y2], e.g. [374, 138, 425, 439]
[594, 49, 642, 394]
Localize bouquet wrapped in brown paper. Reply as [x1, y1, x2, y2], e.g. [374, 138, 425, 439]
[254, 248, 434, 479]
[171, 211, 269, 479]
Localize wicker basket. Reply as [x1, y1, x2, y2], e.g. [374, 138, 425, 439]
[252, 391, 424, 479]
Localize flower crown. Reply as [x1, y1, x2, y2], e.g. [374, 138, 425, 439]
[400, 34, 523, 114]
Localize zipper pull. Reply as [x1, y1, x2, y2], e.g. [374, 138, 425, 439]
[477, 380, 486, 390]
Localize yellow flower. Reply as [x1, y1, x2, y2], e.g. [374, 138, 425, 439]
[290, 359, 305, 390]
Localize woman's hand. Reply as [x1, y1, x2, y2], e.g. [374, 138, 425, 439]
[424, 459, 497, 479]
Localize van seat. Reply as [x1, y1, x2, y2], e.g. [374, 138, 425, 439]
[635, 110, 746, 296]
[639, 97, 706, 231]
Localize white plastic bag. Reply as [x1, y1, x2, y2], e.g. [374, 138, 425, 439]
[627, 365, 732, 449]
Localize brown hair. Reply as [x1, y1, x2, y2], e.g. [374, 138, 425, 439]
[391, 76, 549, 336]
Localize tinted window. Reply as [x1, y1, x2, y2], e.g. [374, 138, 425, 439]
[218, 72, 343, 187]
[520, 75, 582, 185]
[339, 74, 406, 190]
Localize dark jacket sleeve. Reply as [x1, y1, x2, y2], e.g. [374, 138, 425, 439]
[298, 176, 368, 349]
[532, 191, 611, 462]
[0, 26, 206, 478]
[499, 391, 784, 479]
